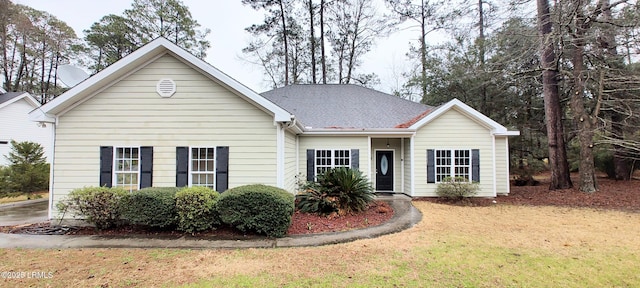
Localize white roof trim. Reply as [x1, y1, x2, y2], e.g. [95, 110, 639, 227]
[409, 98, 516, 134]
[302, 128, 416, 137]
[0, 92, 40, 110]
[38, 37, 293, 122]
[494, 131, 520, 136]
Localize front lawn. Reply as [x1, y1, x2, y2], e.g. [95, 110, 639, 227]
[0, 191, 47, 204]
[1, 201, 638, 287]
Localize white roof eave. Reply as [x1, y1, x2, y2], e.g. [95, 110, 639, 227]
[40, 38, 293, 122]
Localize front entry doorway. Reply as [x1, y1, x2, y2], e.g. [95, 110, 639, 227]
[375, 150, 394, 191]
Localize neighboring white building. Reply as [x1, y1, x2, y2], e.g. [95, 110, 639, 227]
[0, 90, 52, 166]
[30, 38, 519, 219]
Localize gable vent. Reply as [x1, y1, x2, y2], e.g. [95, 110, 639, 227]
[156, 78, 176, 97]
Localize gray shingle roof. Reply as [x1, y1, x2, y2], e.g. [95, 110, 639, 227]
[261, 84, 432, 129]
[0, 92, 28, 106]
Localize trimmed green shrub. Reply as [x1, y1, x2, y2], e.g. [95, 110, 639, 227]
[58, 186, 128, 229]
[120, 187, 180, 228]
[216, 184, 294, 238]
[315, 167, 374, 214]
[435, 177, 480, 200]
[295, 181, 338, 215]
[175, 186, 220, 233]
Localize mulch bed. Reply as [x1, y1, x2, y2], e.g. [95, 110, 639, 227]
[4, 174, 639, 237]
[0, 200, 394, 238]
[417, 174, 640, 213]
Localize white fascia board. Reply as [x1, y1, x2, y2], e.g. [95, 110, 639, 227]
[28, 108, 56, 123]
[0, 92, 37, 110]
[163, 42, 293, 122]
[410, 98, 514, 135]
[40, 38, 294, 122]
[41, 40, 167, 115]
[493, 131, 520, 136]
[22, 93, 42, 108]
[302, 128, 416, 137]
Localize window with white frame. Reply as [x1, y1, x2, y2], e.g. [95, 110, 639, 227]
[190, 147, 215, 189]
[435, 149, 471, 182]
[114, 147, 140, 191]
[316, 149, 350, 176]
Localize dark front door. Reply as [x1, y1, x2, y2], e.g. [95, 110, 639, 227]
[376, 151, 394, 191]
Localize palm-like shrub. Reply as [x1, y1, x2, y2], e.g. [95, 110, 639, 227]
[295, 182, 338, 215]
[296, 167, 374, 215]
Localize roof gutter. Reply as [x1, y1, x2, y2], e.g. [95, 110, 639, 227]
[493, 130, 520, 136]
[301, 128, 416, 136]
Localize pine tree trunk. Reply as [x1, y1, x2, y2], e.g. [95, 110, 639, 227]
[536, 0, 573, 190]
[419, 0, 428, 103]
[320, 0, 327, 84]
[570, 1, 597, 193]
[278, 0, 289, 86]
[308, 0, 317, 84]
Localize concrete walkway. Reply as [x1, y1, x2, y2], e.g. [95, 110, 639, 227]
[0, 195, 421, 249]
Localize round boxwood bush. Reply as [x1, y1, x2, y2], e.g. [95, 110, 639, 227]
[175, 186, 220, 233]
[435, 177, 480, 201]
[120, 187, 180, 229]
[216, 184, 295, 238]
[58, 186, 128, 229]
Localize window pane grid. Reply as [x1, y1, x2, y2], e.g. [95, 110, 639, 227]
[316, 149, 350, 177]
[435, 149, 472, 183]
[191, 147, 215, 189]
[114, 147, 140, 192]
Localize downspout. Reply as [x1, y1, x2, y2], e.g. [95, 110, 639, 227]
[492, 132, 497, 197]
[367, 136, 372, 180]
[504, 136, 511, 195]
[48, 118, 57, 220]
[276, 122, 285, 189]
[410, 135, 415, 196]
[295, 133, 300, 193]
[401, 138, 405, 194]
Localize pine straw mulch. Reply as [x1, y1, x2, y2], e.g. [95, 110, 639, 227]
[0, 200, 394, 238]
[417, 173, 640, 213]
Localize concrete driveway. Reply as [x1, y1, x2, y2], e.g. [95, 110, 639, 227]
[0, 198, 48, 226]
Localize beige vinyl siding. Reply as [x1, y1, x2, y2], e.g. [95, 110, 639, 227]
[404, 137, 412, 195]
[413, 108, 496, 197]
[495, 136, 510, 195]
[371, 138, 402, 192]
[284, 131, 298, 192]
[298, 136, 370, 179]
[52, 54, 278, 210]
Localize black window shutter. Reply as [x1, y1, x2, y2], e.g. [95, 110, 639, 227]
[100, 146, 113, 187]
[426, 149, 435, 183]
[306, 149, 315, 181]
[176, 147, 189, 187]
[216, 146, 229, 192]
[350, 149, 359, 169]
[472, 149, 480, 182]
[140, 146, 153, 188]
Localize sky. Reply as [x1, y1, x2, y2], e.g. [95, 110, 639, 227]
[16, 0, 420, 94]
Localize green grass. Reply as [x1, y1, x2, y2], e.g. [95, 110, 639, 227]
[186, 238, 640, 288]
[1, 203, 638, 287]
